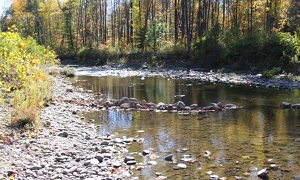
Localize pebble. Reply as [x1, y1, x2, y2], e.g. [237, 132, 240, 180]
[0, 76, 135, 179]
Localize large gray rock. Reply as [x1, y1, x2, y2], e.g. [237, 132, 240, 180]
[120, 103, 130, 109]
[280, 102, 291, 109]
[291, 103, 300, 109]
[175, 101, 186, 110]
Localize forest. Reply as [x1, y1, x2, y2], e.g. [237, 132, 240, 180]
[1, 0, 300, 73]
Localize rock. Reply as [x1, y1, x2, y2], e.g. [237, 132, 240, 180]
[270, 164, 278, 170]
[101, 141, 109, 146]
[210, 175, 219, 180]
[120, 97, 129, 103]
[58, 131, 69, 138]
[204, 151, 211, 157]
[257, 168, 268, 178]
[112, 162, 122, 168]
[29, 165, 43, 170]
[120, 103, 130, 109]
[25, 169, 37, 178]
[291, 103, 300, 109]
[176, 163, 187, 169]
[147, 102, 157, 109]
[175, 101, 186, 110]
[142, 150, 151, 156]
[124, 156, 135, 163]
[147, 161, 157, 165]
[280, 102, 291, 109]
[164, 154, 173, 161]
[126, 160, 137, 165]
[176, 148, 189, 153]
[202, 106, 214, 110]
[266, 84, 273, 88]
[66, 88, 73, 92]
[156, 175, 167, 179]
[157, 102, 166, 110]
[84, 159, 99, 166]
[94, 155, 104, 163]
[224, 103, 239, 109]
[67, 166, 78, 173]
[190, 104, 198, 110]
[180, 155, 192, 162]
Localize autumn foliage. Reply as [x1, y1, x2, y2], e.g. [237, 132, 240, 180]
[1, 0, 300, 71]
[0, 27, 60, 126]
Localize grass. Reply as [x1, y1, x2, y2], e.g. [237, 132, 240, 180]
[10, 72, 53, 127]
[60, 67, 76, 77]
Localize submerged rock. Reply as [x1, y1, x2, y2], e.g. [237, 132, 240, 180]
[164, 154, 173, 161]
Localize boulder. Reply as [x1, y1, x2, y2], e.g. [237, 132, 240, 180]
[175, 101, 186, 110]
[105, 101, 114, 107]
[147, 102, 157, 109]
[224, 103, 239, 109]
[120, 103, 130, 109]
[291, 103, 300, 109]
[280, 102, 291, 109]
[190, 104, 198, 110]
[157, 102, 166, 110]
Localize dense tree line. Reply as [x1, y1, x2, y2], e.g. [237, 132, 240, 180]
[1, 0, 300, 72]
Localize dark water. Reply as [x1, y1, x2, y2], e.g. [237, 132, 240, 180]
[74, 75, 300, 180]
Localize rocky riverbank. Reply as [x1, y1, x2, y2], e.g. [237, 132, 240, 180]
[75, 65, 300, 90]
[0, 76, 142, 180]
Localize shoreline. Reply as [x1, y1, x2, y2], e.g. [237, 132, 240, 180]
[0, 76, 138, 179]
[74, 65, 300, 90]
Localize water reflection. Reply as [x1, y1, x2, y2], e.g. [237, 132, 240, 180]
[75, 75, 300, 179]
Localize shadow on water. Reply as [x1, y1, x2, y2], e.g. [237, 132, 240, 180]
[74, 75, 300, 180]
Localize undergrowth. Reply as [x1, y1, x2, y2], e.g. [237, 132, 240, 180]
[0, 26, 60, 127]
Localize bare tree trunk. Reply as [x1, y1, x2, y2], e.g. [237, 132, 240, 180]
[174, 0, 179, 43]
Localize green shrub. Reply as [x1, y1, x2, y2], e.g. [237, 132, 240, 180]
[262, 67, 282, 78]
[77, 45, 123, 65]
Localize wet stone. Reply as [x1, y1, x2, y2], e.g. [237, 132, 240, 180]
[164, 154, 173, 161]
[124, 156, 135, 163]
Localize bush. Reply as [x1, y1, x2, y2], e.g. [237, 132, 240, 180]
[0, 29, 60, 126]
[262, 67, 282, 78]
[193, 35, 223, 68]
[61, 67, 76, 77]
[77, 45, 123, 65]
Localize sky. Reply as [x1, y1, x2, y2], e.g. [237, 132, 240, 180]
[0, 0, 12, 17]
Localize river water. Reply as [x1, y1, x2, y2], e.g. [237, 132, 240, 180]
[73, 74, 300, 180]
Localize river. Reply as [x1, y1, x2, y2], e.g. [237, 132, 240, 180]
[73, 70, 300, 180]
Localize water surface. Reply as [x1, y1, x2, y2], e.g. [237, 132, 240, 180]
[74, 75, 300, 180]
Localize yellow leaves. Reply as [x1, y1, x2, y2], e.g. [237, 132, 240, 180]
[0, 31, 58, 92]
[36, 70, 46, 81]
[38, 101, 44, 108]
[242, 155, 250, 159]
[12, 0, 27, 16]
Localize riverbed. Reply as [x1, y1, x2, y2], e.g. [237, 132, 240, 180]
[73, 66, 300, 180]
